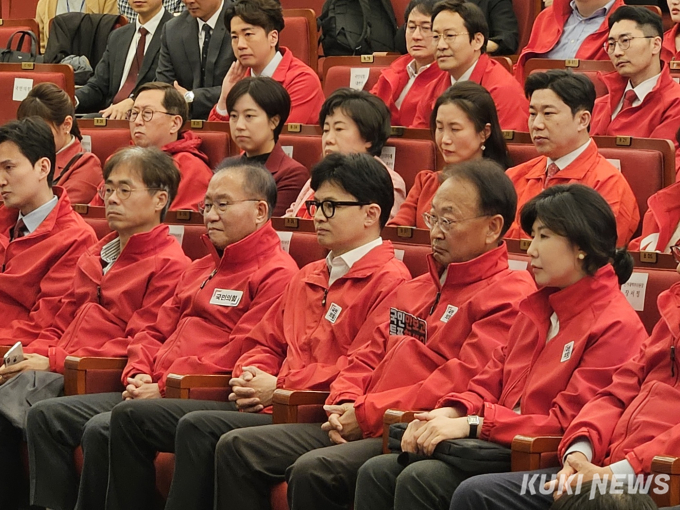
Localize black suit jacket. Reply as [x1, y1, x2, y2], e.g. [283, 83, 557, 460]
[155, 1, 234, 120]
[75, 9, 175, 113]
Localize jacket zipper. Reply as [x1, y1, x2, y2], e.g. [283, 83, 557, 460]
[97, 286, 101, 304]
[200, 269, 218, 289]
[322, 288, 328, 307]
[672, 345, 676, 379]
[429, 290, 441, 316]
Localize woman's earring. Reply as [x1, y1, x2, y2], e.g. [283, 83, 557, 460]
[481, 144, 486, 151]
[577, 253, 585, 260]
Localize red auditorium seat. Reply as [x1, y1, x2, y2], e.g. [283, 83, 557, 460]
[321, 55, 400, 96]
[78, 119, 132, 165]
[278, 124, 440, 193]
[523, 59, 615, 97]
[0, 63, 74, 124]
[280, 0, 324, 16]
[0, 18, 40, 51]
[513, 0, 542, 50]
[281, 9, 318, 73]
[187, 120, 231, 170]
[504, 132, 676, 236]
[391, 0, 410, 23]
[1, 0, 40, 19]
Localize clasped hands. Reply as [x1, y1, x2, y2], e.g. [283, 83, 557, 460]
[400, 407, 469, 456]
[544, 452, 614, 500]
[228, 366, 277, 413]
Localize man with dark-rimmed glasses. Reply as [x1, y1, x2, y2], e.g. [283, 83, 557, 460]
[24, 160, 298, 510]
[90, 81, 213, 211]
[98, 152, 411, 510]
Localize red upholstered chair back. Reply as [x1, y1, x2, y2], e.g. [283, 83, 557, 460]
[322, 55, 400, 97]
[628, 268, 680, 334]
[0, 63, 74, 124]
[190, 127, 230, 170]
[281, 0, 324, 15]
[276, 230, 328, 268]
[387, 135, 439, 192]
[524, 59, 615, 97]
[0, 19, 40, 51]
[391, 0, 410, 23]
[279, 131, 323, 173]
[513, 0, 542, 50]
[78, 119, 132, 166]
[392, 242, 430, 277]
[281, 9, 318, 72]
[1, 0, 40, 19]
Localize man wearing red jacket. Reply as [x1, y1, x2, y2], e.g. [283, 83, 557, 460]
[212, 160, 536, 510]
[590, 6, 680, 177]
[0, 146, 188, 510]
[24, 161, 298, 510]
[410, 1, 528, 132]
[101, 152, 411, 510]
[370, 0, 445, 127]
[0, 117, 96, 347]
[505, 70, 639, 245]
[208, 0, 324, 125]
[629, 181, 680, 252]
[514, 0, 624, 85]
[447, 258, 680, 510]
[90, 82, 213, 211]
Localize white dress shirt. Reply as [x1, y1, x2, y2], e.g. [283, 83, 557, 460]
[101, 237, 122, 275]
[253, 51, 283, 77]
[326, 237, 383, 286]
[546, 139, 592, 172]
[198, 1, 223, 49]
[117, 7, 166, 94]
[395, 59, 433, 109]
[17, 195, 58, 234]
[611, 72, 661, 119]
[450, 58, 478, 86]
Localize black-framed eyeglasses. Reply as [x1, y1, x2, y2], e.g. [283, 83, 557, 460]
[422, 212, 488, 232]
[305, 199, 370, 219]
[197, 199, 261, 216]
[671, 242, 680, 264]
[98, 184, 163, 200]
[127, 108, 175, 122]
[603, 35, 655, 53]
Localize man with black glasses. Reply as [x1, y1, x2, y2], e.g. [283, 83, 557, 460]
[24, 161, 298, 510]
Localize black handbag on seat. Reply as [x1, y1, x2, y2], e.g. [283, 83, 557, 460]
[0, 30, 44, 63]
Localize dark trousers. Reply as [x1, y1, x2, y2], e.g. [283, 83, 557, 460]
[0, 413, 23, 510]
[106, 398, 243, 510]
[355, 453, 473, 510]
[26, 392, 122, 510]
[215, 422, 383, 510]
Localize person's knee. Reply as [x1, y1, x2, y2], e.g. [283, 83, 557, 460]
[450, 475, 487, 508]
[109, 400, 140, 432]
[81, 414, 110, 450]
[288, 448, 333, 486]
[215, 430, 239, 461]
[26, 400, 51, 432]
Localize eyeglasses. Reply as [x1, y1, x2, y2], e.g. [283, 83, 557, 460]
[305, 199, 369, 219]
[98, 184, 163, 201]
[671, 242, 680, 264]
[432, 32, 469, 44]
[406, 23, 432, 36]
[422, 212, 488, 232]
[197, 199, 261, 216]
[603, 35, 655, 53]
[127, 108, 175, 122]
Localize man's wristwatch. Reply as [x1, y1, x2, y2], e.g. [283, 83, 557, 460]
[184, 90, 195, 103]
[467, 415, 480, 438]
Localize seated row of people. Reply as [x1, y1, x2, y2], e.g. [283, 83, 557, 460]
[0, 137, 662, 510]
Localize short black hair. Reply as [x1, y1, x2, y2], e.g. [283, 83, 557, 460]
[441, 159, 517, 238]
[520, 184, 634, 284]
[550, 480, 658, 510]
[214, 159, 278, 219]
[319, 88, 391, 157]
[431, 81, 513, 169]
[134, 82, 189, 124]
[608, 5, 663, 38]
[405, 0, 437, 21]
[525, 70, 596, 116]
[225, 0, 285, 50]
[431, 1, 488, 54]
[104, 146, 181, 221]
[0, 117, 56, 187]
[310, 152, 394, 228]
[226, 77, 291, 143]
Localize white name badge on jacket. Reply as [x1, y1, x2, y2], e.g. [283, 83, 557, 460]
[210, 289, 243, 307]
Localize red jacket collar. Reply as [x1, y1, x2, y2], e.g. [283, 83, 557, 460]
[245, 47, 294, 84]
[599, 62, 672, 111]
[525, 139, 598, 181]
[658, 280, 680, 340]
[521, 264, 620, 324]
[469, 53, 491, 84]
[0, 186, 72, 238]
[646, 181, 680, 250]
[426, 241, 510, 289]
[55, 138, 85, 179]
[202, 221, 283, 269]
[662, 24, 679, 62]
[162, 130, 210, 164]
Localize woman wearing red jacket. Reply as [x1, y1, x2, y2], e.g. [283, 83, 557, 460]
[221, 77, 308, 217]
[355, 184, 648, 510]
[388, 82, 512, 229]
[17, 83, 103, 204]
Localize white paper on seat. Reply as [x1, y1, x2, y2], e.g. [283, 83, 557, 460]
[350, 68, 370, 90]
[621, 272, 648, 311]
[380, 146, 396, 171]
[13, 78, 33, 101]
[277, 231, 293, 253]
[81, 135, 92, 153]
[168, 225, 185, 246]
[282, 145, 293, 158]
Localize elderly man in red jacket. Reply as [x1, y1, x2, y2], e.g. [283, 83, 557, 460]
[514, 0, 624, 84]
[448, 253, 680, 510]
[102, 152, 411, 510]
[24, 160, 299, 510]
[590, 6, 680, 177]
[211, 160, 537, 510]
[0, 146, 189, 510]
[0, 117, 96, 347]
[209, 0, 325, 125]
[410, 1, 528, 131]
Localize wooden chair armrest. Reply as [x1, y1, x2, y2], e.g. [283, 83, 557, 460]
[652, 455, 680, 474]
[651, 455, 680, 507]
[164, 373, 232, 399]
[382, 409, 417, 454]
[272, 389, 330, 424]
[63, 356, 127, 396]
[511, 435, 562, 472]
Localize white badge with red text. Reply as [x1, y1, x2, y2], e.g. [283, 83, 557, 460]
[325, 303, 342, 324]
[440, 304, 459, 323]
[560, 341, 575, 363]
[210, 289, 243, 307]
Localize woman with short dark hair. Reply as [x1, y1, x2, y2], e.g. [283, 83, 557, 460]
[221, 77, 308, 216]
[17, 83, 103, 204]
